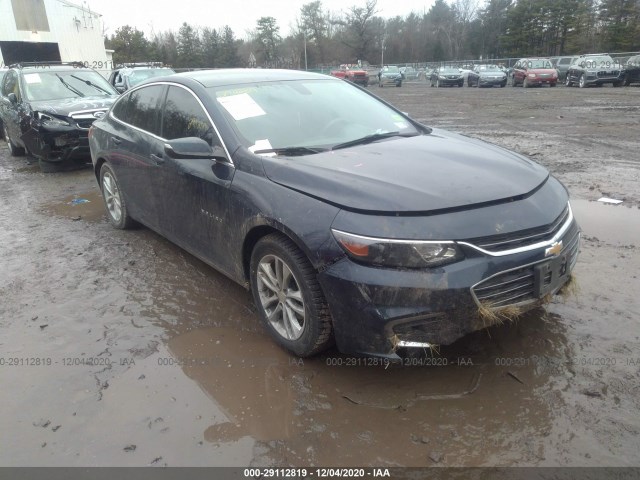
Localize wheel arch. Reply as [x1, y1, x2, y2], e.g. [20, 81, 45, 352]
[94, 157, 107, 182]
[241, 221, 317, 288]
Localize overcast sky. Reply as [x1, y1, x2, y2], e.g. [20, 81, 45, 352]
[85, 0, 436, 39]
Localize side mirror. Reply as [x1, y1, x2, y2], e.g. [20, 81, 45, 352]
[114, 84, 126, 93]
[8, 93, 18, 104]
[164, 137, 227, 161]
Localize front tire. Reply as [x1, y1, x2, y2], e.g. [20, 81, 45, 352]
[250, 233, 333, 357]
[99, 163, 136, 229]
[579, 74, 587, 88]
[3, 124, 25, 157]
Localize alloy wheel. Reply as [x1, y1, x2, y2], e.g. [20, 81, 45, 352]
[102, 171, 122, 222]
[579, 74, 586, 88]
[256, 254, 305, 341]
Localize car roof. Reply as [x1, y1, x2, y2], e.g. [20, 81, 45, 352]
[172, 68, 337, 88]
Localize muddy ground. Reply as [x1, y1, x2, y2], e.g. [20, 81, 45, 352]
[0, 82, 639, 468]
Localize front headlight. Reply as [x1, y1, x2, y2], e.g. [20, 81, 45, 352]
[37, 113, 70, 127]
[332, 229, 464, 268]
[528, 73, 536, 78]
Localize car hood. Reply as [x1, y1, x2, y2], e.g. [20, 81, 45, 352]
[29, 96, 117, 117]
[261, 129, 549, 214]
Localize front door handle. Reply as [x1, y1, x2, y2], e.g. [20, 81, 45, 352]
[150, 153, 165, 165]
[111, 137, 122, 145]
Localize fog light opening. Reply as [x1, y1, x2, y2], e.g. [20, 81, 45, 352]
[390, 334, 440, 356]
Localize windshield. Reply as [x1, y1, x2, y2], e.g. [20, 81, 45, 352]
[22, 70, 117, 101]
[124, 68, 175, 86]
[209, 79, 420, 152]
[439, 68, 460, 74]
[383, 66, 400, 73]
[526, 60, 553, 69]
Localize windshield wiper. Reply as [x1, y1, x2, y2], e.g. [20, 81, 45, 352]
[55, 74, 85, 97]
[69, 75, 112, 95]
[252, 146, 328, 156]
[331, 131, 418, 151]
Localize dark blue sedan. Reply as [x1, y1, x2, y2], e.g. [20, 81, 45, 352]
[89, 69, 579, 358]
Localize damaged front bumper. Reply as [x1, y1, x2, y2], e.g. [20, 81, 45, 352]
[21, 110, 106, 164]
[318, 213, 580, 359]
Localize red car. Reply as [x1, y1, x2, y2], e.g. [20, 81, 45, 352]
[330, 65, 369, 86]
[511, 58, 558, 87]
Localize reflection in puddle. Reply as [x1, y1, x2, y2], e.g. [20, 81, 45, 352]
[571, 198, 639, 245]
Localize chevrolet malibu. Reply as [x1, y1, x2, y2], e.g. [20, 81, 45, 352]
[88, 69, 580, 359]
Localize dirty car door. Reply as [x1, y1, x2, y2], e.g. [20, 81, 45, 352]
[108, 84, 165, 229]
[155, 85, 234, 269]
[0, 71, 27, 144]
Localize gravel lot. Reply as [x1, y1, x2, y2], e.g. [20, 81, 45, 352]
[1, 81, 639, 468]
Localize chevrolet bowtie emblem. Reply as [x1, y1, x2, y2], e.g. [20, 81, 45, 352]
[545, 241, 563, 257]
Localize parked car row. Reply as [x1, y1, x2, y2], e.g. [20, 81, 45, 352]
[426, 53, 640, 89]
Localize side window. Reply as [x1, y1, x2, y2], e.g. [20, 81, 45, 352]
[111, 91, 131, 120]
[121, 85, 164, 136]
[161, 86, 220, 146]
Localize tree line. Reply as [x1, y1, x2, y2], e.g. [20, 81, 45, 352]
[105, 0, 640, 69]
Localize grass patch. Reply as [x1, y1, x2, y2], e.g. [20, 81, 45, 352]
[556, 273, 579, 301]
[478, 303, 525, 328]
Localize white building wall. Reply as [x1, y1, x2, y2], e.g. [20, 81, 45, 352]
[0, 0, 108, 68]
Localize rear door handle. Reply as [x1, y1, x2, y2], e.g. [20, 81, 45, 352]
[111, 137, 122, 145]
[150, 153, 165, 165]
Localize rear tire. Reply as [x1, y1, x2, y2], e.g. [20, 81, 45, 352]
[578, 74, 587, 88]
[250, 233, 333, 357]
[99, 163, 136, 229]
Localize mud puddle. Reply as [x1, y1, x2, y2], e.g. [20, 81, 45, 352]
[41, 190, 107, 223]
[571, 199, 639, 246]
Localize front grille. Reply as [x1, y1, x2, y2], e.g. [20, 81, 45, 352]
[598, 70, 619, 77]
[473, 265, 536, 307]
[74, 118, 96, 129]
[465, 206, 570, 252]
[471, 222, 580, 308]
[70, 110, 107, 130]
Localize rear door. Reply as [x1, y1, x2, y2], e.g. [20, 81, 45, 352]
[0, 70, 26, 144]
[107, 84, 166, 229]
